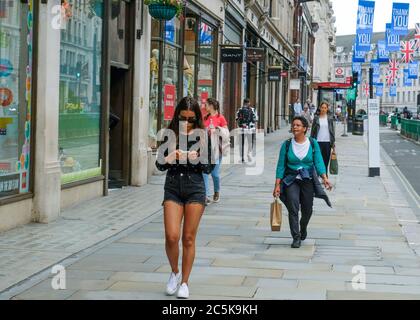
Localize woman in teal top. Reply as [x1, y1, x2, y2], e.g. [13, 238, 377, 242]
[273, 116, 332, 248]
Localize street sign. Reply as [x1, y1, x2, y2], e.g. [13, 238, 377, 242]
[290, 79, 300, 90]
[347, 88, 356, 100]
[335, 67, 345, 79]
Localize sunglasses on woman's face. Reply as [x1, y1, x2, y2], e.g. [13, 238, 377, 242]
[178, 116, 197, 123]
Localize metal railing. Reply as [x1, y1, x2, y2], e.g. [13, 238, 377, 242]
[400, 119, 420, 142]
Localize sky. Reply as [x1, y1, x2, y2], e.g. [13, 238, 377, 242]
[331, 0, 420, 35]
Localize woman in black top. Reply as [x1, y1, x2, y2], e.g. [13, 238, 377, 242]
[156, 96, 214, 299]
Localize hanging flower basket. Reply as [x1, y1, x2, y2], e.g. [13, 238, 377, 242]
[145, 0, 183, 21]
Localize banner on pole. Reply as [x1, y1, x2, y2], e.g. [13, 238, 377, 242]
[391, 2, 409, 36]
[390, 84, 397, 97]
[404, 69, 412, 86]
[352, 62, 362, 77]
[408, 61, 418, 79]
[356, 0, 376, 51]
[386, 23, 400, 52]
[353, 45, 366, 63]
[376, 83, 384, 97]
[377, 40, 390, 62]
[372, 61, 381, 84]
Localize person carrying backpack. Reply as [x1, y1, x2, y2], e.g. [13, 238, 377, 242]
[236, 98, 257, 162]
[273, 116, 333, 248]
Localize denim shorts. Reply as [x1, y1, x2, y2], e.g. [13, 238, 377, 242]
[163, 172, 206, 207]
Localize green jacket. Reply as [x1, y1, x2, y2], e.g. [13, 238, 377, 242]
[276, 138, 327, 180]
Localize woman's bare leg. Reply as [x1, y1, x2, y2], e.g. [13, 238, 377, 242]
[181, 203, 205, 284]
[163, 201, 184, 274]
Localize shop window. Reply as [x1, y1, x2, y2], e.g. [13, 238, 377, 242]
[0, 2, 34, 198]
[198, 21, 216, 108]
[58, 0, 103, 184]
[184, 17, 197, 97]
[149, 17, 181, 149]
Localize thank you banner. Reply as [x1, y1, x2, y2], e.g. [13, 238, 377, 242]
[408, 61, 418, 79]
[386, 23, 400, 52]
[376, 83, 384, 97]
[356, 0, 376, 51]
[377, 40, 390, 62]
[391, 2, 409, 35]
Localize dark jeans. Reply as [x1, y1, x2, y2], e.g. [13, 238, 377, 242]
[318, 142, 332, 174]
[284, 179, 314, 240]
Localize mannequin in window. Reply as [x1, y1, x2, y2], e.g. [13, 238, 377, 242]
[183, 56, 194, 97]
[149, 48, 159, 141]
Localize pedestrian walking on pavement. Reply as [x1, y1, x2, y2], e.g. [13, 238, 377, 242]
[310, 102, 336, 175]
[293, 98, 303, 117]
[202, 98, 229, 205]
[236, 98, 257, 163]
[156, 96, 215, 299]
[273, 116, 333, 248]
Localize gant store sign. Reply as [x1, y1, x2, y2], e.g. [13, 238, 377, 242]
[221, 47, 244, 63]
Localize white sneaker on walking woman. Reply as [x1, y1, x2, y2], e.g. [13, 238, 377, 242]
[177, 283, 189, 299]
[166, 272, 181, 295]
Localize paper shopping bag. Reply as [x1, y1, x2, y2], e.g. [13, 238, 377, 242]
[270, 197, 282, 231]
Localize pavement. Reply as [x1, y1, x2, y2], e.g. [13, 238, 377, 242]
[1, 124, 420, 300]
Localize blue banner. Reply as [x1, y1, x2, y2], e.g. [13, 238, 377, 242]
[386, 23, 400, 52]
[356, 1, 375, 51]
[352, 63, 362, 78]
[372, 61, 381, 84]
[377, 40, 390, 62]
[390, 84, 397, 96]
[391, 2, 409, 36]
[353, 42, 366, 62]
[356, 1, 375, 32]
[408, 61, 418, 79]
[376, 83, 384, 97]
[404, 69, 412, 86]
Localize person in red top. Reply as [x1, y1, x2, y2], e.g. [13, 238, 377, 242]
[202, 98, 228, 205]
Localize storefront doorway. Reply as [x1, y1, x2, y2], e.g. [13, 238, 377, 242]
[107, 0, 134, 189]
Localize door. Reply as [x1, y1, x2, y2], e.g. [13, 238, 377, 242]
[107, 0, 134, 188]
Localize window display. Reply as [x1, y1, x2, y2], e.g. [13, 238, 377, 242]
[0, 1, 34, 197]
[58, 0, 103, 184]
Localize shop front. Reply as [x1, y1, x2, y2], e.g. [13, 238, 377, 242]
[220, 3, 245, 130]
[148, 1, 220, 149]
[0, 0, 35, 227]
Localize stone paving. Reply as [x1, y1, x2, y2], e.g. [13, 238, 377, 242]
[1, 125, 420, 300]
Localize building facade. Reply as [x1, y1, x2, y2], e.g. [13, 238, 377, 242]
[0, 0, 152, 232]
[306, 0, 336, 106]
[0, 0, 328, 232]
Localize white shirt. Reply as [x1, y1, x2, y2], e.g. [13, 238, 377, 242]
[317, 117, 330, 142]
[294, 103, 303, 115]
[292, 138, 310, 180]
[292, 138, 310, 161]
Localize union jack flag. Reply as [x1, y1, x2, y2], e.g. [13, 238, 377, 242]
[415, 23, 420, 51]
[363, 82, 370, 98]
[400, 40, 416, 64]
[386, 58, 400, 86]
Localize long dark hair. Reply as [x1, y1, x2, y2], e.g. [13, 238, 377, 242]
[204, 98, 220, 121]
[168, 96, 204, 136]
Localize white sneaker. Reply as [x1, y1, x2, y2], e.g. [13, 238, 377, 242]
[166, 272, 181, 296]
[177, 283, 189, 299]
